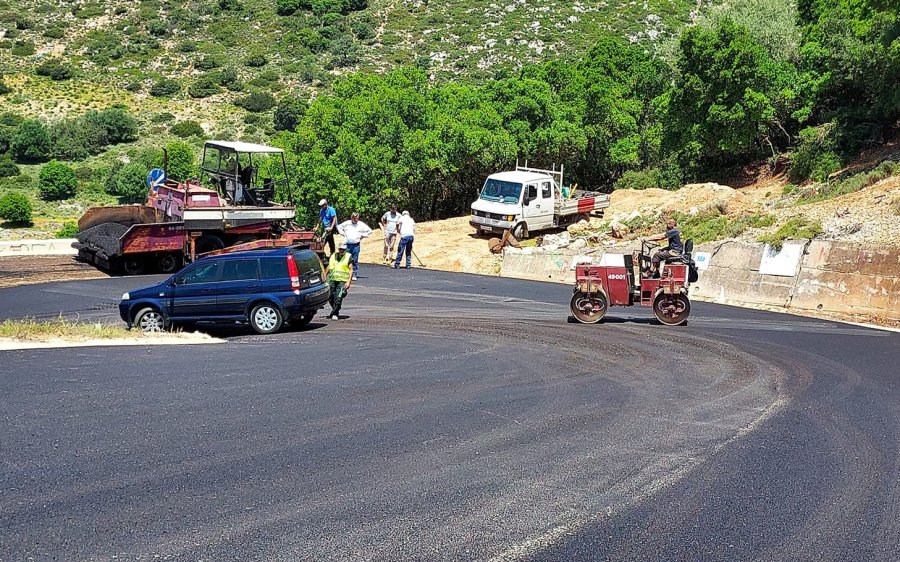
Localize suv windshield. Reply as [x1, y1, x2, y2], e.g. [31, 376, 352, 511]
[479, 179, 522, 204]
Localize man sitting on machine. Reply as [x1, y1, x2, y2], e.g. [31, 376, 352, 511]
[644, 218, 683, 278]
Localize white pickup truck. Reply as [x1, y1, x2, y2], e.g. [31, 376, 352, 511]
[469, 163, 610, 238]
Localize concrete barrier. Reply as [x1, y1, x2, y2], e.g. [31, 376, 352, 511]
[500, 239, 900, 323]
[0, 239, 78, 257]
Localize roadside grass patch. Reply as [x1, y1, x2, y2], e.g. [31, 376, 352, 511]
[757, 218, 823, 250]
[797, 160, 899, 205]
[672, 210, 775, 244]
[0, 317, 127, 340]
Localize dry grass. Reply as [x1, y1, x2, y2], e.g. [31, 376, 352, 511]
[0, 316, 127, 340]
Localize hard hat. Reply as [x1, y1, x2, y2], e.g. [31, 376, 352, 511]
[318, 199, 328, 206]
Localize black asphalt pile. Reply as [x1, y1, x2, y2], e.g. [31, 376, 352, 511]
[74, 222, 129, 257]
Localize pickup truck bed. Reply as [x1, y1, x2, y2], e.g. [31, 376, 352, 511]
[556, 190, 610, 216]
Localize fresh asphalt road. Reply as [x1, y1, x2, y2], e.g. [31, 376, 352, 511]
[1, 265, 898, 561]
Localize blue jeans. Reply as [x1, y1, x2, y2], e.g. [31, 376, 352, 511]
[394, 236, 414, 268]
[346, 242, 360, 276]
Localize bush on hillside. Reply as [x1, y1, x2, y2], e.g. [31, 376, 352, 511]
[235, 91, 276, 113]
[276, 0, 302, 15]
[55, 223, 79, 238]
[790, 124, 843, 182]
[10, 119, 52, 162]
[38, 160, 78, 200]
[187, 75, 221, 98]
[0, 191, 32, 225]
[35, 59, 73, 80]
[0, 80, 10, 95]
[150, 78, 181, 97]
[170, 120, 204, 138]
[243, 54, 268, 67]
[0, 157, 20, 177]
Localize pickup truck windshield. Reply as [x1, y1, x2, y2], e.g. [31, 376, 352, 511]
[479, 180, 522, 204]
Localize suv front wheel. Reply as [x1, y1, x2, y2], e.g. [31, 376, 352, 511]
[134, 307, 167, 333]
[250, 303, 283, 334]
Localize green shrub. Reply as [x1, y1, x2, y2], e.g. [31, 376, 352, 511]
[176, 41, 197, 53]
[613, 167, 682, 190]
[55, 223, 79, 238]
[85, 108, 138, 144]
[10, 40, 35, 56]
[43, 28, 65, 39]
[0, 157, 19, 177]
[38, 160, 78, 200]
[243, 53, 268, 67]
[798, 160, 899, 205]
[10, 119, 51, 162]
[235, 91, 276, 112]
[218, 67, 243, 91]
[758, 218, 823, 250]
[0, 191, 32, 225]
[35, 59, 73, 80]
[170, 120, 204, 138]
[196, 56, 221, 70]
[187, 75, 221, 98]
[790, 125, 843, 182]
[0, 80, 10, 95]
[149, 78, 181, 97]
[106, 161, 149, 202]
[151, 112, 176, 123]
[276, 0, 302, 15]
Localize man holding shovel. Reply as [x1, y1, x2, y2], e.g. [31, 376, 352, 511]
[393, 210, 416, 269]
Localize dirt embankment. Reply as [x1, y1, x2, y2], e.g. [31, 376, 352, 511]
[0, 255, 108, 289]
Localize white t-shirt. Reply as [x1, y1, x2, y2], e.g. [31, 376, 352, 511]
[382, 211, 400, 234]
[398, 215, 415, 237]
[337, 220, 373, 244]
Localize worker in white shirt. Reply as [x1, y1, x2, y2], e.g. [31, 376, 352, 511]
[337, 212, 373, 281]
[380, 203, 401, 262]
[393, 210, 416, 269]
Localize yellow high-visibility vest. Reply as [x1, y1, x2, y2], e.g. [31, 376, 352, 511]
[327, 252, 352, 282]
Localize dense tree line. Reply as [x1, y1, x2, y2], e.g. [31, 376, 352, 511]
[270, 0, 898, 223]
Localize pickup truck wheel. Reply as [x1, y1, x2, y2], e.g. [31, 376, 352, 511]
[250, 303, 283, 334]
[512, 222, 528, 239]
[134, 307, 167, 333]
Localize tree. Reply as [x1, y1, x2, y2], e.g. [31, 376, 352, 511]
[163, 141, 197, 181]
[664, 19, 802, 172]
[276, 0, 302, 15]
[274, 97, 307, 131]
[38, 160, 78, 200]
[106, 162, 150, 202]
[0, 191, 32, 225]
[10, 119, 52, 162]
[86, 108, 139, 144]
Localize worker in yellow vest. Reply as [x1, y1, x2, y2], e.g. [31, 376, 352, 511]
[324, 241, 352, 320]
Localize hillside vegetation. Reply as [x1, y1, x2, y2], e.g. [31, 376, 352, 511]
[0, 0, 897, 242]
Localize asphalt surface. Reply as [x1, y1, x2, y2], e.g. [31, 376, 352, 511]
[1, 265, 898, 561]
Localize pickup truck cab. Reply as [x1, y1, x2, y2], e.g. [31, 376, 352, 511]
[119, 247, 330, 335]
[469, 163, 610, 238]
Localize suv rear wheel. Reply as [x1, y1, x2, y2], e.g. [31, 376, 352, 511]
[250, 303, 283, 334]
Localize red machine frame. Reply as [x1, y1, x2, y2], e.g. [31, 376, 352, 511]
[570, 241, 694, 326]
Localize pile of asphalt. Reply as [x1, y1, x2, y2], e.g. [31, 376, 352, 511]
[74, 222, 129, 257]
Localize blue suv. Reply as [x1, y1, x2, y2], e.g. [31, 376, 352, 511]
[119, 247, 330, 334]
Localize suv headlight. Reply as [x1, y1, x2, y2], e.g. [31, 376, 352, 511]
[121, 292, 130, 300]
